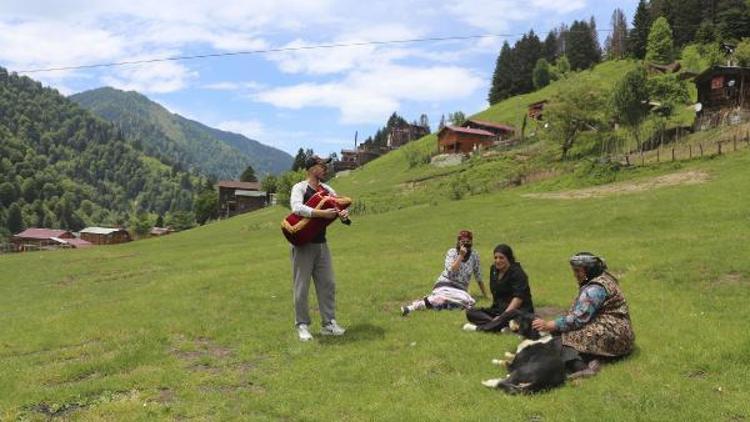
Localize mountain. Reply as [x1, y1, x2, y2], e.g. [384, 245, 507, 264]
[0, 67, 198, 237]
[70, 87, 292, 179]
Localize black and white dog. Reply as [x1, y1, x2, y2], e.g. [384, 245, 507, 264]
[482, 310, 566, 394]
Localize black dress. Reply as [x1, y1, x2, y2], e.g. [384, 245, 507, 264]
[465, 262, 534, 331]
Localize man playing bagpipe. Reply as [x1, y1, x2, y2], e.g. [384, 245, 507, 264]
[287, 155, 350, 342]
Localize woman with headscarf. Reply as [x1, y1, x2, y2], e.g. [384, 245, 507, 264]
[532, 252, 635, 377]
[463, 244, 534, 332]
[400, 230, 487, 315]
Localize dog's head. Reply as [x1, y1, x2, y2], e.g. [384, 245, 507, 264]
[506, 310, 541, 340]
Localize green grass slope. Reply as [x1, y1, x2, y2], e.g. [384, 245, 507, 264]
[2, 147, 749, 420]
[331, 59, 702, 216]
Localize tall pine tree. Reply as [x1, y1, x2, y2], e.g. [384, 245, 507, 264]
[671, 0, 704, 47]
[488, 41, 514, 104]
[607, 8, 629, 59]
[566, 20, 601, 70]
[715, 0, 750, 42]
[544, 31, 558, 62]
[628, 0, 652, 59]
[646, 17, 675, 64]
[291, 148, 306, 171]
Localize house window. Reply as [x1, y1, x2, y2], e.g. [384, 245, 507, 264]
[711, 76, 724, 90]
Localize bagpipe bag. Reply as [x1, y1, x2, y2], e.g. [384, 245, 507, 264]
[281, 187, 352, 246]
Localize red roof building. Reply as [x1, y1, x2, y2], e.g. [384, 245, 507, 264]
[437, 126, 496, 154]
[11, 228, 91, 251]
[462, 119, 516, 138]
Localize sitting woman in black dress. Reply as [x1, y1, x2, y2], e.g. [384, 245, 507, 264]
[463, 244, 534, 332]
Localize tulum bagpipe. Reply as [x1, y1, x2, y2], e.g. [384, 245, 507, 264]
[281, 185, 352, 246]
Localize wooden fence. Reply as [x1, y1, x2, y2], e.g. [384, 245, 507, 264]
[618, 128, 750, 167]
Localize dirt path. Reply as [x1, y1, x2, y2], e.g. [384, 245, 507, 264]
[522, 170, 710, 200]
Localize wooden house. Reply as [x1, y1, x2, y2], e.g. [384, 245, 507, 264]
[387, 122, 430, 149]
[334, 149, 359, 171]
[694, 66, 750, 128]
[11, 228, 84, 251]
[437, 126, 495, 154]
[150, 227, 174, 237]
[462, 119, 515, 139]
[80, 227, 131, 245]
[217, 181, 267, 217]
[528, 100, 548, 121]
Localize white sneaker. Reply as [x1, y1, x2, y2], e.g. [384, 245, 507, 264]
[297, 324, 313, 342]
[462, 323, 477, 332]
[320, 320, 346, 336]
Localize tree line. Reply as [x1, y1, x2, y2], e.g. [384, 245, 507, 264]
[0, 67, 202, 241]
[489, 0, 750, 105]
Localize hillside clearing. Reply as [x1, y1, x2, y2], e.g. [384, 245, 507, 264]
[522, 170, 710, 199]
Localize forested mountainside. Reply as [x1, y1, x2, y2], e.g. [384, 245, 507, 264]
[71, 87, 292, 178]
[0, 67, 197, 238]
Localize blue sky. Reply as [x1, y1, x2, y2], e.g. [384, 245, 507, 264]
[1, 0, 638, 156]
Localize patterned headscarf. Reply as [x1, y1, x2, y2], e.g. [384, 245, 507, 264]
[569, 252, 607, 280]
[457, 230, 473, 241]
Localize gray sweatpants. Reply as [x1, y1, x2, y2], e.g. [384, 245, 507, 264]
[291, 242, 336, 326]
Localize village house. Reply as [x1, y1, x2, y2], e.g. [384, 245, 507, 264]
[436, 126, 496, 154]
[528, 100, 548, 121]
[11, 228, 92, 251]
[80, 227, 132, 245]
[694, 66, 750, 129]
[150, 227, 174, 237]
[217, 181, 267, 218]
[386, 121, 430, 149]
[462, 119, 515, 140]
[333, 149, 359, 172]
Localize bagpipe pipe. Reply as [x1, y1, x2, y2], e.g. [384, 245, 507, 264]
[281, 185, 352, 246]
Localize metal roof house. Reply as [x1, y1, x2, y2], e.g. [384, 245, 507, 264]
[80, 227, 132, 245]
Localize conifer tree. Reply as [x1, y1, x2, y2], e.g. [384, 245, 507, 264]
[488, 41, 514, 104]
[628, 0, 652, 59]
[646, 17, 675, 64]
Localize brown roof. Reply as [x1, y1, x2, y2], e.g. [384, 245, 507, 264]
[65, 238, 93, 248]
[463, 119, 516, 132]
[528, 100, 549, 107]
[438, 126, 495, 137]
[217, 181, 261, 190]
[13, 228, 73, 240]
[694, 65, 750, 85]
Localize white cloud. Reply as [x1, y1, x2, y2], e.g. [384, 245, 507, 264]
[254, 64, 484, 124]
[216, 119, 322, 154]
[202, 81, 266, 91]
[0, 20, 125, 70]
[268, 24, 423, 75]
[444, 0, 587, 32]
[101, 60, 198, 94]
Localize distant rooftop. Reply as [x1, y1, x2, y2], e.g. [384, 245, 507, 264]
[13, 228, 72, 239]
[80, 227, 127, 235]
[439, 126, 495, 137]
[217, 181, 261, 190]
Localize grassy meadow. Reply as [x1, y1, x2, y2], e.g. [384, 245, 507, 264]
[2, 143, 750, 420]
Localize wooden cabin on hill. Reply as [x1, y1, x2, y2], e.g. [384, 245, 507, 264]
[80, 227, 131, 245]
[694, 66, 750, 129]
[462, 119, 515, 140]
[334, 149, 359, 171]
[528, 100, 548, 121]
[437, 126, 496, 154]
[11, 228, 92, 251]
[217, 181, 267, 217]
[387, 122, 430, 149]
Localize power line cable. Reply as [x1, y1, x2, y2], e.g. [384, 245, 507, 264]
[16, 30, 615, 74]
